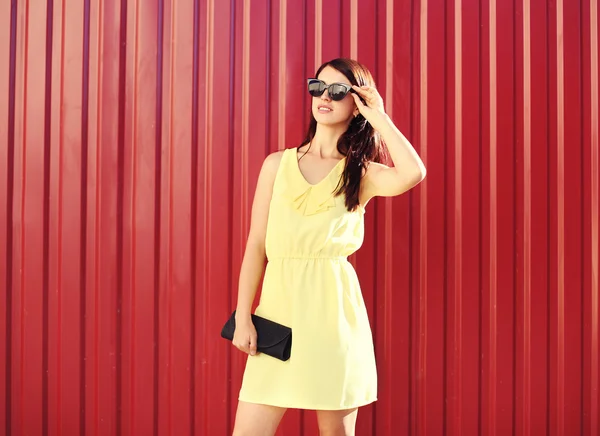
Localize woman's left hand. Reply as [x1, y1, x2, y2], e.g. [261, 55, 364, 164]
[351, 85, 388, 130]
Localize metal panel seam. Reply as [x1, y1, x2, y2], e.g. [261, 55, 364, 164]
[522, 1, 532, 433]
[453, 1, 463, 433]
[418, 0, 429, 433]
[589, 1, 599, 435]
[4, 1, 18, 430]
[555, 1, 565, 433]
[487, 1, 498, 434]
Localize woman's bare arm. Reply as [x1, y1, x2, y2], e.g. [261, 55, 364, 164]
[234, 150, 284, 323]
[350, 86, 426, 204]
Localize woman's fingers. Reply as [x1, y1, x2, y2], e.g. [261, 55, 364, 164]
[353, 85, 376, 95]
[237, 341, 249, 354]
[249, 334, 257, 356]
[353, 86, 380, 106]
[351, 92, 365, 108]
[352, 85, 370, 98]
[234, 334, 257, 356]
[353, 85, 384, 110]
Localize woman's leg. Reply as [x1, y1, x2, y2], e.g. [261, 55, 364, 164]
[232, 401, 287, 436]
[315, 408, 358, 436]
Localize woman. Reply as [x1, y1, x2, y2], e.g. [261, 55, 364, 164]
[230, 58, 426, 436]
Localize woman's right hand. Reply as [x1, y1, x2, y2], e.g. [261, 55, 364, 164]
[232, 316, 258, 356]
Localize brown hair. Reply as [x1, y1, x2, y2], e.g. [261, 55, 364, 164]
[299, 58, 386, 212]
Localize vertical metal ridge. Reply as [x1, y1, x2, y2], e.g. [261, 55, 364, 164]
[227, 2, 235, 432]
[301, 0, 308, 139]
[153, 1, 165, 435]
[512, 1, 519, 432]
[42, 2, 54, 436]
[277, 0, 286, 150]
[589, 1, 599, 434]
[580, 2, 586, 432]
[453, 1, 464, 434]
[522, 0, 532, 433]
[418, 0, 429, 433]
[163, 0, 173, 430]
[116, 1, 128, 434]
[382, 1, 394, 433]
[385, 0, 393, 115]
[201, 0, 214, 433]
[487, 0, 498, 433]
[80, 1, 91, 434]
[165, 0, 175, 433]
[386, 0, 394, 406]
[190, 0, 199, 433]
[555, 1, 565, 433]
[129, 1, 140, 431]
[545, 3, 552, 432]
[338, 0, 343, 56]
[55, 4, 66, 432]
[350, 0, 357, 59]
[265, 0, 272, 156]
[408, 1, 416, 433]
[4, 2, 18, 434]
[91, 0, 104, 431]
[241, 0, 250, 237]
[238, 15, 250, 423]
[315, 0, 322, 71]
[477, 0, 484, 431]
[382, 197, 393, 434]
[18, 1, 30, 431]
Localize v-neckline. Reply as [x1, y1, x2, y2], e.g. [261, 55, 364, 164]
[294, 147, 346, 187]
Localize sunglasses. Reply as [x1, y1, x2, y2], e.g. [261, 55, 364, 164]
[307, 78, 355, 101]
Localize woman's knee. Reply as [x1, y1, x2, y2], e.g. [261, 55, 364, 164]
[318, 426, 352, 436]
[232, 401, 286, 436]
[316, 408, 358, 436]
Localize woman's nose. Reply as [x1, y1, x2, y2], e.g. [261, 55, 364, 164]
[319, 88, 331, 101]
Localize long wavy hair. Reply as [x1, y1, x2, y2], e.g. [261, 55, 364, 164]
[299, 58, 386, 212]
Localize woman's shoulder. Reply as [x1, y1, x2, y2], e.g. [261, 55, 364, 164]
[260, 148, 290, 179]
[264, 148, 286, 163]
[263, 148, 286, 166]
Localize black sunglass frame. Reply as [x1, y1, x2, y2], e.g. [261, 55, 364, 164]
[306, 78, 355, 101]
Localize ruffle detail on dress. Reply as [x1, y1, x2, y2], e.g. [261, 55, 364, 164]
[278, 148, 344, 216]
[290, 179, 338, 216]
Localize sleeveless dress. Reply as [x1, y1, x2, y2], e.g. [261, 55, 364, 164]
[238, 147, 378, 410]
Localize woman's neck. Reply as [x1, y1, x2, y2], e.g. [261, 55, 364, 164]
[307, 124, 348, 159]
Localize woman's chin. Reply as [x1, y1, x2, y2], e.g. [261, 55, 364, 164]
[314, 113, 350, 127]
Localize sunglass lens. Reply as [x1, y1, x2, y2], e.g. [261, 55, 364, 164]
[329, 84, 349, 101]
[308, 80, 325, 97]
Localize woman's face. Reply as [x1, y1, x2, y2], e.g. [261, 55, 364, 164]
[312, 66, 358, 126]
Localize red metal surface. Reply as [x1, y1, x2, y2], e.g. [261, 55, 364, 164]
[1, 1, 599, 435]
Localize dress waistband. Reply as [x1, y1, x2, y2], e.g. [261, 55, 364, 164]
[268, 255, 348, 261]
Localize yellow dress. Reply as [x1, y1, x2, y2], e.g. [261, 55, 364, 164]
[238, 147, 378, 410]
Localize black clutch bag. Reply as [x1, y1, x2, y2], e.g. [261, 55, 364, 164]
[221, 311, 292, 361]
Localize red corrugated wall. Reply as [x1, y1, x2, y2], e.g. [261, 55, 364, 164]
[0, 0, 598, 435]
